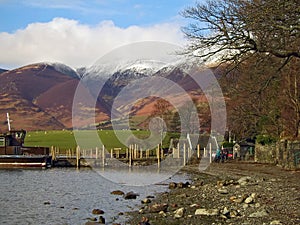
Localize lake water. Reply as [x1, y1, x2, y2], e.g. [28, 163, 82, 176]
[0, 167, 188, 225]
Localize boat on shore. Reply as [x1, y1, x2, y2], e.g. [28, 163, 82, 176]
[0, 129, 51, 168]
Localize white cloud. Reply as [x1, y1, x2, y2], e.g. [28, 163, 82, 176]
[0, 18, 185, 69]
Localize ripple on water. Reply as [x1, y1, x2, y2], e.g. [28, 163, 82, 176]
[0, 168, 188, 224]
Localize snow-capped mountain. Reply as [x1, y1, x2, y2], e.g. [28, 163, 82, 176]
[40, 62, 80, 79]
[83, 59, 169, 80]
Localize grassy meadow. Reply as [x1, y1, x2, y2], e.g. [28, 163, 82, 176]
[24, 130, 178, 151]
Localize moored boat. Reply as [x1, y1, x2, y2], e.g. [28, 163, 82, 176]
[0, 114, 51, 168]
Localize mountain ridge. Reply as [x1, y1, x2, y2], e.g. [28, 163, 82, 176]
[0, 60, 211, 132]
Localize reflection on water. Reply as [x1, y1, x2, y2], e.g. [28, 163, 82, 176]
[0, 168, 188, 225]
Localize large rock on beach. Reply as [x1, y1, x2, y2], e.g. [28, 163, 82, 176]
[148, 203, 168, 213]
[174, 207, 185, 218]
[124, 191, 139, 199]
[110, 190, 125, 195]
[92, 209, 104, 215]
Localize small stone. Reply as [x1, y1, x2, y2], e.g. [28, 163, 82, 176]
[92, 209, 104, 215]
[244, 196, 254, 204]
[229, 196, 236, 202]
[159, 211, 167, 217]
[230, 210, 240, 218]
[254, 203, 261, 208]
[237, 176, 251, 186]
[177, 182, 185, 188]
[242, 203, 249, 209]
[141, 198, 151, 204]
[170, 203, 178, 208]
[44, 201, 50, 205]
[139, 209, 145, 214]
[146, 195, 155, 199]
[248, 209, 268, 218]
[195, 208, 219, 216]
[234, 194, 248, 203]
[177, 193, 188, 198]
[222, 207, 230, 216]
[218, 188, 229, 194]
[270, 220, 282, 225]
[148, 203, 168, 213]
[98, 216, 105, 224]
[190, 203, 199, 208]
[174, 207, 185, 218]
[217, 180, 225, 188]
[251, 193, 257, 199]
[169, 182, 177, 189]
[110, 190, 124, 195]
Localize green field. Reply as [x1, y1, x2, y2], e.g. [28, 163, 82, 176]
[24, 130, 178, 151]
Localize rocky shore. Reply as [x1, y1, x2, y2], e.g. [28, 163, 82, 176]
[127, 161, 300, 225]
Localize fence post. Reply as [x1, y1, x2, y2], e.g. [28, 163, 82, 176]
[209, 143, 212, 163]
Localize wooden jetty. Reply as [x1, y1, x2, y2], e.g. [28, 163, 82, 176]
[49, 143, 210, 168]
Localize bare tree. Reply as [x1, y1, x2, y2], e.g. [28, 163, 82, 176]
[181, 0, 300, 68]
[182, 0, 300, 139]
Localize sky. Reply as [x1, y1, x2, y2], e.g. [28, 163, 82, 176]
[0, 0, 199, 69]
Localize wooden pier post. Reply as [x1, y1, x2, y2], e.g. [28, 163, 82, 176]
[51, 146, 56, 160]
[183, 143, 186, 166]
[110, 149, 113, 158]
[140, 148, 143, 159]
[204, 147, 206, 157]
[116, 148, 120, 158]
[129, 145, 132, 167]
[197, 144, 200, 159]
[134, 144, 137, 159]
[157, 144, 160, 168]
[102, 145, 105, 167]
[76, 146, 80, 168]
[126, 148, 128, 159]
[188, 146, 191, 159]
[96, 147, 98, 159]
[177, 143, 180, 158]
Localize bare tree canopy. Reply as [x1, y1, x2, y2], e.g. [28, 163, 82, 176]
[182, 0, 300, 140]
[181, 0, 300, 66]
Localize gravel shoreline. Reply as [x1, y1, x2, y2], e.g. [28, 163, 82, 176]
[127, 161, 300, 225]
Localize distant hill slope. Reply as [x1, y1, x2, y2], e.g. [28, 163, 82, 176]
[0, 63, 109, 132]
[0, 68, 8, 74]
[0, 60, 214, 132]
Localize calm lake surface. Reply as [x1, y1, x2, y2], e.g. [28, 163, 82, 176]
[0, 167, 188, 225]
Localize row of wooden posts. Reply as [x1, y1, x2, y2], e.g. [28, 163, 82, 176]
[50, 142, 217, 168]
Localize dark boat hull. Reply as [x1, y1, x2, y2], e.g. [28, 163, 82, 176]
[0, 155, 52, 168]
